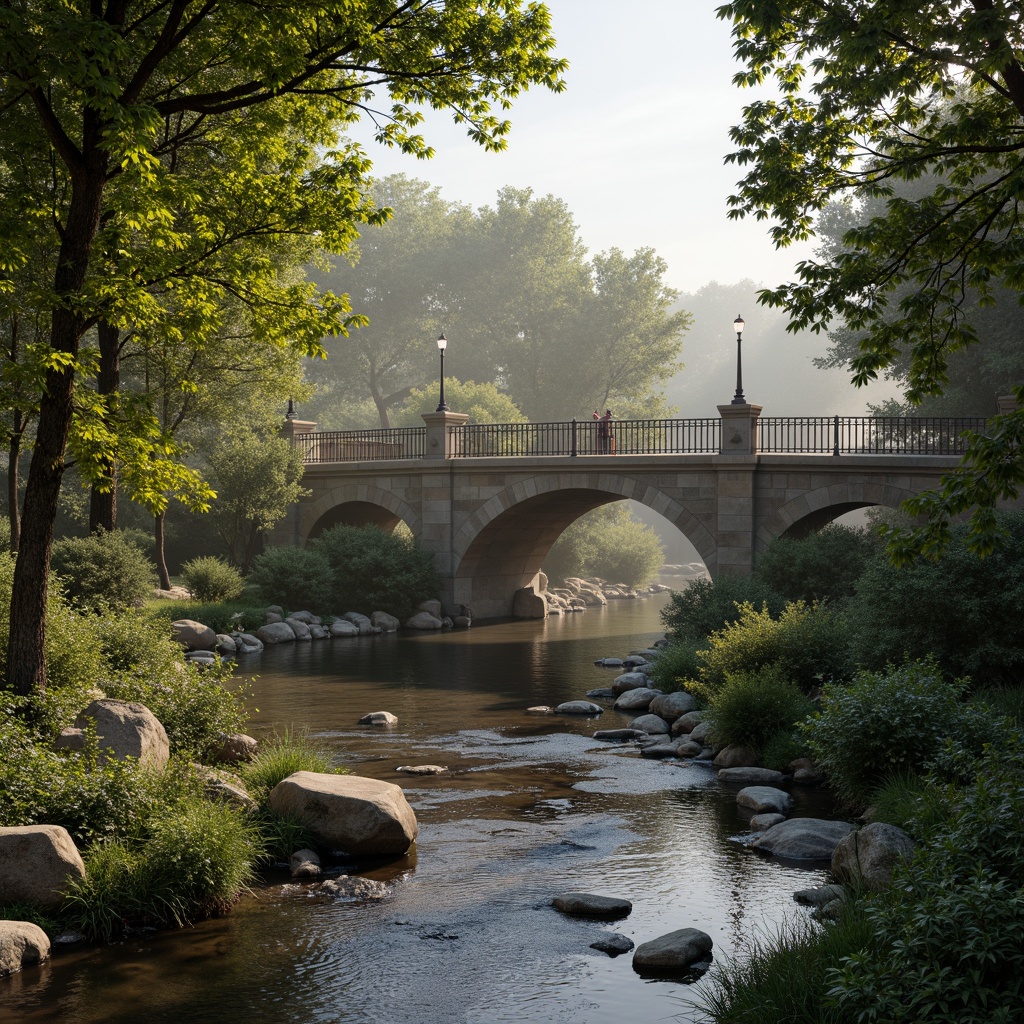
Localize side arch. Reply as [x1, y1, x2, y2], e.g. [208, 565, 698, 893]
[302, 484, 420, 543]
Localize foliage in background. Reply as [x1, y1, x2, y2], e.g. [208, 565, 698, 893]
[392, 378, 527, 427]
[246, 545, 335, 612]
[705, 663, 815, 755]
[49, 531, 156, 612]
[802, 661, 969, 806]
[180, 557, 244, 604]
[754, 525, 878, 605]
[310, 524, 439, 620]
[543, 503, 664, 589]
[845, 511, 1024, 683]
[661, 575, 785, 647]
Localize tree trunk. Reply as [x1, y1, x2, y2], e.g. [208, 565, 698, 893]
[89, 321, 121, 534]
[154, 510, 171, 591]
[7, 411, 23, 553]
[6, 166, 105, 696]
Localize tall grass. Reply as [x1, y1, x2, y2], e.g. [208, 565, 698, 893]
[695, 907, 876, 1024]
[239, 729, 343, 804]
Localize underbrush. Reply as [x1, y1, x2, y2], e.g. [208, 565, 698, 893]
[145, 599, 270, 635]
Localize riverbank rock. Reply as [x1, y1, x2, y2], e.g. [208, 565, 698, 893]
[640, 742, 682, 759]
[611, 672, 649, 694]
[674, 738, 704, 758]
[215, 633, 237, 655]
[344, 612, 376, 635]
[0, 922, 50, 976]
[713, 745, 758, 769]
[737, 786, 794, 815]
[793, 883, 846, 908]
[718, 767, 787, 787]
[268, 772, 418, 857]
[232, 632, 264, 653]
[371, 611, 401, 632]
[630, 714, 670, 735]
[672, 711, 704, 736]
[552, 893, 632, 918]
[404, 611, 443, 630]
[586, 688, 616, 700]
[257, 621, 297, 644]
[649, 691, 697, 720]
[613, 687, 662, 711]
[0, 826, 86, 910]
[396, 765, 447, 776]
[633, 928, 713, 976]
[593, 728, 647, 741]
[329, 618, 359, 638]
[210, 732, 258, 764]
[831, 823, 916, 892]
[555, 701, 604, 715]
[752, 818, 856, 861]
[512, 587, 546, 618]
[75, 698, 169, 769]
[170, 619, 217, 651]
[590, 933, 634, 956]
[750, 812, 787, 831]
[284, 617, 312, 640]
[359, 711, 398, 726]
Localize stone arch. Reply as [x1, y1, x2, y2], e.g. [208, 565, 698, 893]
[756, 479, 918, 554]
[303, 484, 419, 543]
[450, 472, 717, 617]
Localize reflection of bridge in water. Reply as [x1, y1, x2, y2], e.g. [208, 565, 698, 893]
[271, 404, 1007, 619]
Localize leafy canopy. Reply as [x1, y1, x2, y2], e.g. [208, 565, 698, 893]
[718, 0, 1024, 556]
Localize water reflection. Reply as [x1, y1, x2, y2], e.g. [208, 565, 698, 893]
[7, 594, 835, 1024]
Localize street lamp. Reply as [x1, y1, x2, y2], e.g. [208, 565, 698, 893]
[731, 314, 746, 405]
[435, 332, 449, 412]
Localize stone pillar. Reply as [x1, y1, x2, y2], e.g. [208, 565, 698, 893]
[421, 410, 469, 459]
[717, 403, 763, 455]
[281, 417, 318, 446]
[996, 393, 1021, 415]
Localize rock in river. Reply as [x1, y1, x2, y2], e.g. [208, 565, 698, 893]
[555, 701, 604, 715]
[633, 928, 713, 976]
[553, 893, 632, 918]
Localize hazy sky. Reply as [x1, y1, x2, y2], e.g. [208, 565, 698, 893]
[356, 0, 815, 299]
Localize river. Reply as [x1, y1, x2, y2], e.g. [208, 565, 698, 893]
[5, 590, 834, 1024]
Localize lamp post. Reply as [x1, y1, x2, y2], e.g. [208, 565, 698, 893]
[435, 332, 449, 412]
[731, 314, 746, 405]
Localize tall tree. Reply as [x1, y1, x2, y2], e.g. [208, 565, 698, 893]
[719, 0, 1024, 558]
[0, 0, 565, 695]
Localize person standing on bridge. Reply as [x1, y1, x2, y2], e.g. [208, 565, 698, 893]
[599, 409, 614, 454]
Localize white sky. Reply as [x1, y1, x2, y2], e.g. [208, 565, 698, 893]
[355, 0, 815, 297]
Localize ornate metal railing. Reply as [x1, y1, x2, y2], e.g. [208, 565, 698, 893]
[294, 416, 988, 463]
[450, 417, 721, 457]
[297, 427, 425, 463]
[758, 416, 986, 456]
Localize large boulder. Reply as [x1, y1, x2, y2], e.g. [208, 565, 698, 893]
[283, 617, 312, 640]
[718, 767, 787, 787]
[611, 671, 649, 695]
[0, 921, 50, 976]
[613, 687, 662, 711]
[404, 611, 443, 630]
[0, 826, 86, 910]
[257, 621, 297, 644]
[268, 772, 417, 857]
[343, 612, 376, 635]
[209, 732, 258, 764]
[75, 698, 169, 769]
[329, 618, 359, 638]
[555, 701, 604, 715]
[752, 818, 856, 861]
[712, 744, 759, 769]
[649, 691, 698, 720]
[630, 714, 670, 735]
[633, 928, 713, 975]
[371, 611, 401, 632]
[831, 823, 916, 892]
[553, 893, 632, 918]
[170, 619, 217, 651]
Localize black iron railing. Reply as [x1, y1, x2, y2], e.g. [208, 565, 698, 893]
[758, 416, 986, 455]
[294, 416, 987, 463]
[297, 427, 425, 463]
[450, 417, 721, 457]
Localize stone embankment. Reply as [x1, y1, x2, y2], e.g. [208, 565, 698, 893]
[512, 572, 673, 618]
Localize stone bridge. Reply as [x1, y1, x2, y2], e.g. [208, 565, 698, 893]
[270, 403, 1012, 619]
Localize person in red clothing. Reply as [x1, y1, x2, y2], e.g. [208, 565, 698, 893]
[598, 409, 613, 453]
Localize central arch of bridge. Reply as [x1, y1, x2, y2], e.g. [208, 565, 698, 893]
[449, 476, 717, 618]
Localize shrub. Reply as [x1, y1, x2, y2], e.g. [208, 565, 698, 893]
[845, 509, 1024, 683]
[706, 664, 815, 753]
[311, 524, 438, 619]
[699, 601, 851, 695]
[650, 640, 703, 692]
[246, 544, 334, 611]
[239, 730, 342, 805]
[181, 556, 244, 603]
[760, 730, 810, 773]
[50, 530, 157, 612]
[145, 600, 269, 635]
[660, 576, 785, 646]
[753, 524, 879, 605]
[827, 743, 1024, 1023]
[802, 661, 966, 805]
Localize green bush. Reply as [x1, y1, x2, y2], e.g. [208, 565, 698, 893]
[827, 742, 1024, 1023]
[660, 575, 785, 646]
[239, 730, 342, 805]
[802, 661, 966, 805]
[650, 640, 703, 692]
[180, 556, 244, 603]
[311, 524, 438, 619]
[699, 601, 851, 695]
[50, 530, 157, 612]
[760, 729, 810, 773]
[246, 544, 334, 611]
[845, 509, 1024, 682]
[706, 664, 815, 753]
[753, 524, 879, 605]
